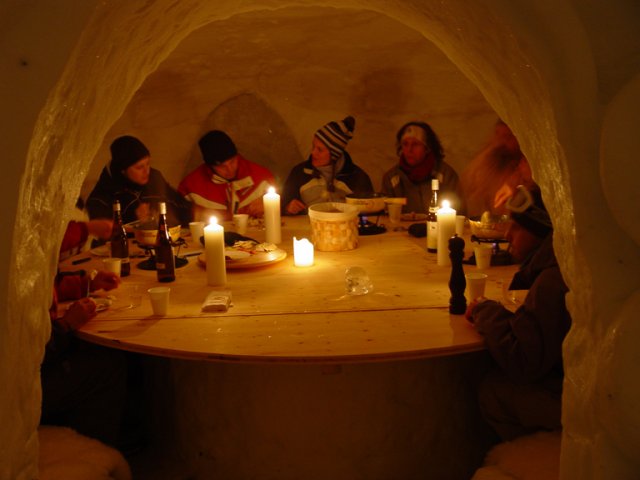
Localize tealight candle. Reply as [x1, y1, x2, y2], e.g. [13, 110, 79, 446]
[263, 186, 281, 244]
[204, 216, 226, 286]
[436, 200, 456, 267]
[293, 237, 314, 267]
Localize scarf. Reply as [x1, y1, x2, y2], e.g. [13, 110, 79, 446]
[210, 170, 255, 215]
[399, 151, 436, 184]
[315, 155, 345, 193]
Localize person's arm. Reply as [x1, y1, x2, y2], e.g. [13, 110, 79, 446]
[44, 290, 97, 364]
[56, 270, 120, 301]
[86, 219, 114, 240]
[86, 191, 114, 220]
[469, 268, 569, 383]
[166, 183, 194, 226]
[281, 166, 307, 215]
[60, 221, 89, 255]
[153, 169, 194, 226]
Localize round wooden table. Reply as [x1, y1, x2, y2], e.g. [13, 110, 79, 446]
[64, 216, 518, 479]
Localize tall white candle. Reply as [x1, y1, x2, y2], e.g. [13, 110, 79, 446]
[436, 200, 456, 267]
[263, 186, 281, 244]
[293, 237, 314, 267]
[204, 216, 227, 286]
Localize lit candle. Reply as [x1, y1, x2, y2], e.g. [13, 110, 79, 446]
[293, 237, 314, 267]
[436, 200, 456, 267]
[204, 216, 227, 286]
[263, 186, 281, 244]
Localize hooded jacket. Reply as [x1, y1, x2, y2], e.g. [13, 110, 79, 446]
[471, 234, 571, 384]
[282, 152, 373, 214]
[86, 166, 192, 227]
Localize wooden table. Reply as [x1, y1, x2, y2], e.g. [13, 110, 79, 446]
[64, 216, 516, 364]
[62, 216, 519, 480]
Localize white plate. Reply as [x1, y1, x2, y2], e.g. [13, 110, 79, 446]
[225, 249, 251, 260]
[198, 249, 287, 270]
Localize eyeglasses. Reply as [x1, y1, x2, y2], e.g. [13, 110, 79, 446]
[505, 185, 533, 213]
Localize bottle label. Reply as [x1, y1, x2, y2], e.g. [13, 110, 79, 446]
[427, 221, 438, 249]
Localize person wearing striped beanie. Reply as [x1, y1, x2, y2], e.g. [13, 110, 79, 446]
[282, 116, 374, 215]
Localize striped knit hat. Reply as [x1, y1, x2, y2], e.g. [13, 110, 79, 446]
[315, 116, 355, 161]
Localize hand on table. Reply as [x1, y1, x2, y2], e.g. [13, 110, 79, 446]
[90, 271, 121, 292]
[245, 198, 265, 217]
[136, 202, 151, 222]
[465, 297, 487, 324]
[285, 199, 306, 215]
[60, 297, 97, 331]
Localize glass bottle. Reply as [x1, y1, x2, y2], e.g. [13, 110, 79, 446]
[110, 200, 130, 276]
[155, 202, 176, 283]
[426, 179, 439, 253]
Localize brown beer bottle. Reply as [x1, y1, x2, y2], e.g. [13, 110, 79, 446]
[110, 200, 130, 276]
[426, 179, 439, 253]
[155, 202, 175, 282]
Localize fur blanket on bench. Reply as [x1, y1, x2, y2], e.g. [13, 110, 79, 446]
[472, 430, 561, 480]
[39, 426, 131, 480]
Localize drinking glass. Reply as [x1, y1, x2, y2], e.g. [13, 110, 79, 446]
[345, 266, 373, 295]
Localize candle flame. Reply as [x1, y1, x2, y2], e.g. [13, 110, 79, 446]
[267, 186, 276, 194]
[209, 216, 219, 226]
[442, 200, 451, 209]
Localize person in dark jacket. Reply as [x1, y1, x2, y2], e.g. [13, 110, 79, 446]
[42, 265, 125, 448]
[86, 135, 192, 227]
[465, 185, 571, 441]
[282, 116, 374, 215]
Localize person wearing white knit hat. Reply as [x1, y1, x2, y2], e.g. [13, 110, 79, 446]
[282, 116, 374, 215]
[381, 121, 464, 215]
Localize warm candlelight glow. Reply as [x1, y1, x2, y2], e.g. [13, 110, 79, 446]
[209, 216, 219, 226]
[293, 237, 314, 267]
[436, 200, 456, 267]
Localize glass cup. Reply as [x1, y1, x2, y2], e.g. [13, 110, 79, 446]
[128, 285, 143, 309]
[345, 266, 373, 295]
